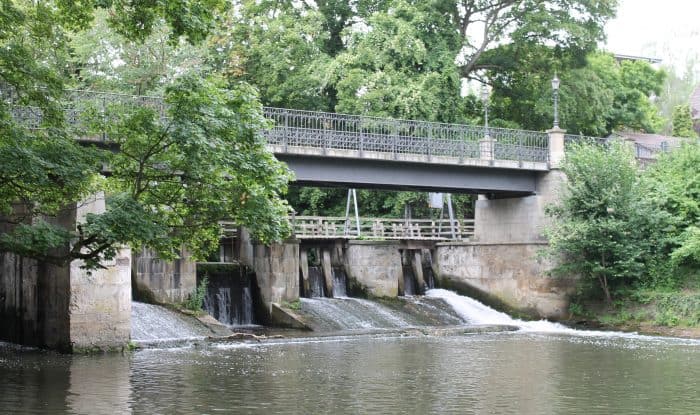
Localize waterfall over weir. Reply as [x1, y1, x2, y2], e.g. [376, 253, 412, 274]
[131, 302, 211, 342]
[297, 296, 466, 332]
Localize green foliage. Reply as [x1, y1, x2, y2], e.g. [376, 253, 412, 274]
[185, 276, 208, 313]
[1, 1, 292, 269]
[671, 104, 698, 138]
[69, 11, 207, 94]
[491, 52, 666, 136]
[547, 142, 670, 303]
[644, 143, 700, 273]
[549, 141, 700, 304]
[282, 300, 302, 311]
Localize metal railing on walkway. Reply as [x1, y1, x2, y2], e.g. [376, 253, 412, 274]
[4, 87, 550, 165]
[292, 216, 474, 241]
[263, 107, 549, 164]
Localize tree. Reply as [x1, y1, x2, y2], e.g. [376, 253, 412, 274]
[490, 52, 665, 136]
[546, 142, 668, 303]
[1, 1, 291, 269]
[671, 104, 698, 138]
[644, 143, 700, 273]
[69, 11, 208, 95]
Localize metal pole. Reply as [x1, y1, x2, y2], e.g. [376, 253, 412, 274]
[553, 88, 559, 128]
[484, 102, 490, 140]
[352, 189, 360, 236]
[344, 189, 352, 236]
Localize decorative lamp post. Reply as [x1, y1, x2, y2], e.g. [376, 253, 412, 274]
[551, 74, 560, 129]
[481, 84, 490, 139]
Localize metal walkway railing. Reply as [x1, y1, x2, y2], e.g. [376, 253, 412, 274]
[4, 87, 550, 166]
[292, 216, 474, 241]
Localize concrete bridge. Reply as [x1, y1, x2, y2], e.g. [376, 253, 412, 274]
[7, 88, 566, 195]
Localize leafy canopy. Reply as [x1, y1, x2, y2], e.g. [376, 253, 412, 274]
[1, 1, 291, 268]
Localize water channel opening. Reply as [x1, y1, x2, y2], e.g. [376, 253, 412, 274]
[332, 267, 348, 297]
[306, 266, 326, 297]
[198, 263, 260, 327]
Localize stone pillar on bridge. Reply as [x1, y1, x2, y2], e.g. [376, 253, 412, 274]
[479, 138, 496, 162]
[0, 193, 132, 352]
[435, 128, 575, 320]
[547, 126, 566, 169]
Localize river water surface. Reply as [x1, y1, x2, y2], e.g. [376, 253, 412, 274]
[2, 290, 700, 414]
[2, 332, 699, 414]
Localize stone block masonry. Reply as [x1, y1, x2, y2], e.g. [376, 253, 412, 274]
[344, 240, 402, 297]
[133, 247, 196, 304]
[0, 193, 132, 352]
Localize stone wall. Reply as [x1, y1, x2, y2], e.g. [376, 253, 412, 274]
[435, 242, 575, 319]
[252, 240, 300, 311]
[133, 248, 196, 304]
[0, 194, 132, 351]
[344, 240, 402, 298]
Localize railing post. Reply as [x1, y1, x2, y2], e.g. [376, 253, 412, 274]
[101, 95, 107, 141]
[392, 123, 398, 160]
[518, 133, 523, 166]
[427, 126, 432, 162]
[323, 115, 328, 155]
[283, 111, 289, 152]
[359, 120, 364, 157]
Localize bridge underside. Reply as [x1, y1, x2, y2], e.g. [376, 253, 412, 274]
[277, 154, 539, 196]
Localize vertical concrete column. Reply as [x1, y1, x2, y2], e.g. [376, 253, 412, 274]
[547, 127, 566, 169]
[69, 193, 132, 352]
[321, 248, 334, 297]
[253, 239, 300, 312]
[299, 248, 309, 296]
[0, 193, 132, 351]
[412, 250, 426, 294]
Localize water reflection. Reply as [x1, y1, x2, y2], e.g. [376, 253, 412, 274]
[67, 355, 132, 415]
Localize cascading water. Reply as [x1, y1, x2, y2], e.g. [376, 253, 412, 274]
[402, 265, 417, 296]
[201, 265, 257, 327]
[332, 267, 347, 298]
[307, 267, 326, 298]
[295, 295, 470, 332]
[425, 288, 651, 337]
[131, 302, 210, 342]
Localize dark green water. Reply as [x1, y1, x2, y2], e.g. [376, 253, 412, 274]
[1, 332, 699, 414]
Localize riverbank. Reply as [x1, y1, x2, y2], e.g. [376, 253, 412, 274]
[566, 286, 700, 340]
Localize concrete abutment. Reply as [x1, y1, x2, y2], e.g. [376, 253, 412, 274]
[0, 194, 131, 352]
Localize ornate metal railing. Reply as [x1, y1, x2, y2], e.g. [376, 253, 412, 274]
[292, 216, 474, 240]
[263, 107, 549, 163]
[3, 87, 550, 165]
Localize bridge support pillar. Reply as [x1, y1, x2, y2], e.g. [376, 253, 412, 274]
[435, 168, 576, 319]
[0, 193, 131, 352]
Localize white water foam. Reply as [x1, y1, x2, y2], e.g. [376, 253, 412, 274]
[425, 288, 688, 340]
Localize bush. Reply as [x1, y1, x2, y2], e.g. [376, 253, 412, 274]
[185, 276, 209, 313]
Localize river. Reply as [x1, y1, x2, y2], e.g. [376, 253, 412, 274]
[1, 290, 699, 414]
